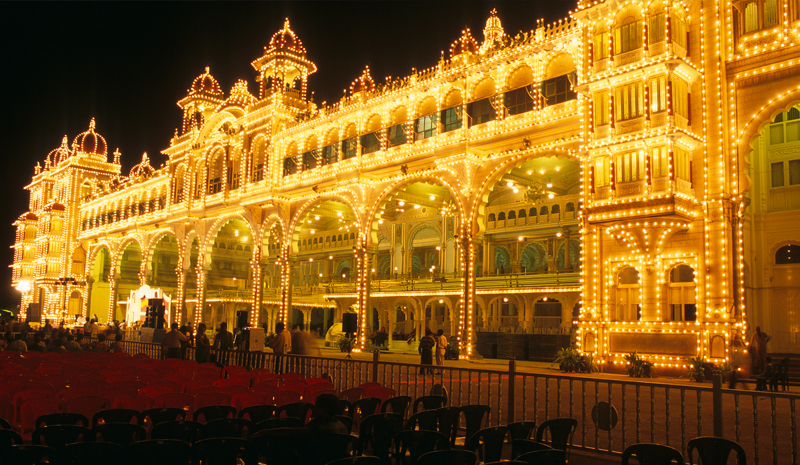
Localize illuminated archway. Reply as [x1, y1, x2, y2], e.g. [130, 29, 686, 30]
[88, 246, 111, 323]
[115, 240, 143, 323]
[148, 233, 179, 324]
[205, 218, 254, 332]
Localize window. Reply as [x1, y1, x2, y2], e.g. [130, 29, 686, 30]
[441, 106, 463, 132]
[675, 148, 691, 181]
[672, 77, 689, 119]
[518, 209, 526, 218]
[508, 210, 516, 219]
[672, 13, 688, 49]
[361, 132, 380, 154]
[342, 137, 357, 159]
[322, 143, 338, 165]
[669, 264, 697, 321]
[387, 123, 407, 147]
[208, 175, 222, 194]
[617, 267, 641, 321]
[768, 107, 800, 145]
[302, 150, 319, 170]
[543, 74, 576, 105]
[414, 114, 437, 140]
[283, 157, 298, 176]
[615, 150, 646, 183]
[497, 212, 506, 221]
[615, 81, 644, 121]
[505, 87, 534, 116]
[229, 167, 239, 190]
[467, 97, 496, 126]
[651, 146, 669, 178]
[772, 162, 785, 188]
[595, 157, 611, 187]
[649, 76, 667, 113]
[488, 213, 496, 222]
[615, 19, 643, 54]
[776, 244, 800, 264]
[594, 91, 609, 126]
[593, 31, 609, 61]
[771, 160, 800, 187]
[649, 13, 666, 43]
[745, 2, 759, 33]
[764, 0, 779, 27]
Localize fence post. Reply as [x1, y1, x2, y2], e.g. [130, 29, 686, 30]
[712, 373, 723, 437]
[373, 349, 380, 383]
[508, 357, 516, 424]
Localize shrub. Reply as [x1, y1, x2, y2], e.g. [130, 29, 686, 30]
[624, 351, 654, 378]
[445, 343, 459, 360]
[687, 356, 706, 382]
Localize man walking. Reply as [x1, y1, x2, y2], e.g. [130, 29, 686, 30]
[268, 322, 292, 374]
[418, 329, 435, 374]
[162, 322, 188, 359]
[435, 329, 447, 373]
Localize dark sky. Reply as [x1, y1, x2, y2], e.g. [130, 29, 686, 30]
[0, 1, 572, 309]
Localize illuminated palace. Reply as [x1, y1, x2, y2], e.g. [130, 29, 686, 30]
[11, 1, 800, 365]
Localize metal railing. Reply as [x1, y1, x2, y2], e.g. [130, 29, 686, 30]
[91, 336, 797, 465]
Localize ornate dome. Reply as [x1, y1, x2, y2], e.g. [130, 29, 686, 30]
[450, 28, 480, 58]
[350, 66, 376, 94]
[268, 18, 307, 55]
[129, 152, 155, 179]
[45, 135, 72, 168]
[218, 80, 256, 110]
[482, 9, 505, 51]
[190, 67, 224, 97]
[73, 118, 108, 158]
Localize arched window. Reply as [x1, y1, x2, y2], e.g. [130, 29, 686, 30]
[617, 267, 641, 321]
[518, 209, 526, 218]
[529, 207, 537, 217]
[565, 202, 575, 212]
[615, 14, 643, 54]
[551, 204, 561, 214]
[540, 206, 549, 216]
[497, 212, 506, 221]
[776, 245, 800, 264]
[488, 213, 496, 222]
[669, 264, 696, 321]
[508, 210, 516, 220]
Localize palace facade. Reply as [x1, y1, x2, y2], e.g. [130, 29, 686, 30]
[11, 1, 800, 365]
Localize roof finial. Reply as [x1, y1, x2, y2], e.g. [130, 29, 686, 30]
[89, 118, 96, 131]
[113, 148, 121, 165]
[61, 135, 68, 147]
[284, 18, 290, 29]
[205, 66, 210, 74]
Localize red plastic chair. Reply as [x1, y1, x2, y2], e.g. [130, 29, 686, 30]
[26, 381, 56, 393]
[105, 374, 135, 386]
[231, 392, 266, 411]
[164, 374, 192, 387]
[65, 395, 111, 422]
[195, 367, 220, 378]
[305, 378, 331, 385]
[72, 375, 105, 387]
[222, 366, 248, 379]
[268, 390, 301, 407]
[176, 361, 199, 375]
[212, 378, 248, 389]
[229, 374, 254, 387]
[138, 387, 172, 400]
[307, 389, 337, 404]
[339, 388, 365, 403]
[114, 380, 147, 392]
[251, 383, 279, 397]
[305, 382, 335, 397]
[358, 382, 381, 390]
[153, 392, 194, 411]
[41, 374, 69, 391]
[363, 387, 396, 405]
[19, 397, 59, 435]
[279, 373, 304, 382]
[219, 385, 248, 398]
[8, 372, 42, 385]
[280, 380, 308, 391]
[147, 379, 180, 393]
[192, 392, 232, 411]
[13, 390, 52, 423]
[112, 395, 151, 411]
[103, 388, 137, 403]
[0, 382, 25, 398]
[35, 364, 63, 376]
[253, 373, 280, 385]
[250, 368, 272, 376]
[100, 371, 124, 380]
[183, 379, 212, 394]
[193, 386, 221, 395]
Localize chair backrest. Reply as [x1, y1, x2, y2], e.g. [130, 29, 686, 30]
[277, 401, 314, 424]
[535, 418, 577, 456]
[394, 430, 450, 463]
[351, 397, 381, 419]
[357, 382, 381, 390]
[513, 439, 553, 458]
[193, 392, 232, 411]
[251, 382, 279, 396]
[61, 441, 125, 465]
[405, 409, 439, 431]
[687, 436, 747, 465]
[20, 397, 59, 433]
[436, 407, 461, 446]
[35, 413, 89, 429]
[193, 405, 236, 424]
[254, 416, 303, 431]
[622, 443, 685, 465]
[92, 408, 141, 426]
[250, 427, 303, 464]
[141, 407, 187, 427]
[192, 437, 256, 465]
[64, 395, 111, 423]
[268, 389, 301, 406]
[0, 428, 23, 447]
[466, 426, 508, 464]
[201, 418, 254, 440]
[2, 445, 61, 465]
[417, 449, 477, 465]
[152, 420, 204, 444]
[356, 412, 404, 461]
[237, 405, 276, 424]
[460, 405, 491, 444]
[32, 425, 93, 450]
[380, 395, 412, 417]
[339, 387, 365, 403]
[412, 395, 447, 413]
[92, 422, 146, 447]
[127, 439, 192, 465]
[111, 395, 151, 412]
[516, 449, 567, 465]
[363, 387, 396, 404]
[508, 421, 538, 458]
[153, 392, 194, 410]
[336, 415, 354, 433]
[232, 392, 266, 411]
[219, 384, 249, 398]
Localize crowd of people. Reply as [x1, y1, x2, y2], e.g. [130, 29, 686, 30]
[0, 316, 125, 354]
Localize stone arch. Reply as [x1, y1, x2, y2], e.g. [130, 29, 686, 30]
[505, 63, 534, 90]
[416, 96, 437, 118]
[324, 127, 340, 146]
[203, 214, 258, 262]
[390, 105, 408, 126]
[544, 52, 576, 80]
[290, 194, 362, 254]
[251, 134, 269, 182]
[192, 111, 238, 148]
[471, 75, 496, 101]
[364, 114, 382, 133]
[741, 95, 800, 193]
[771, 241, 800, 265]
[442, 87, 463, 108]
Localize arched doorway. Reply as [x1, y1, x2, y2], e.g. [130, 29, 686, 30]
[206, 218, 254, 332]
[149, 234, 179, 324]
[88, 247, 111, 323]
[115, 241, 143, 323]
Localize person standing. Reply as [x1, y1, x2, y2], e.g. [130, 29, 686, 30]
[435, 329, 447, 373]
[195, 323, 210, 363]
[213, 322, 234, 366]
[268, 322, 291, 374]
[291, 323, 312, 375]
[418, 330, 435, 375]
[750, 326, 771, 375]
[162, 322, 188, 359]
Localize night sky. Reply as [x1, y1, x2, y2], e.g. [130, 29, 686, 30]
[0, 1, 573, 310]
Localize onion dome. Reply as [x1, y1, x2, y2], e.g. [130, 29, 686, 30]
[268, 18, 307, 56]
[45, 135, 72, 168]
[217, 80, 256, 111]
[73, 118, 108, 159]
[129, 152, 155, 179]
[350, 66, 376, 94]
[449, 28, 480, 58]
[190, 67, 224, 98]
[482, 9, 505, 51]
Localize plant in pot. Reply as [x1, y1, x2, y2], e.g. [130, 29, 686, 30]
[624, 351, 654, 378]
[445, 343, 460, 360]
[687, 356, 706, 382]
[578, 353, 600, 373]
[553, 347, 580, 372]
[337, 334, 355, 353]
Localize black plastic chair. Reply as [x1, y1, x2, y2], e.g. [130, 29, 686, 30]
[381, 395, 412, 418]
[516, 449, 566, 465]
[459, 405, 490, 445]
[486, 462, 526, 465]
[336, 414, 354, 433]
[127, 439, 191, 465]
[508, 421, 537, 458]
[192, 437, 257, 465]
[412, 395, 447, 413]
[300, 432, 354, 465]
[350, 397, 381, 422]
[535, 418, 577, 460]
[93, 408, 142, 426]
[32, 425, 93, 450]
[62, 441, 124, 465]
[687, 436, 747, 465]
[141, 407, 187, 427]
[254, 416, 304, 432]
[393, 430, 450, 465]
[152, 420, 204, 444]
[277, 401, 314, 424]
[405, 409, 438, 431]
[437, 407, 461, 446]
[92, 422, 146, 447]
[0, 445, 60, 465]
[237, 405, 276, 423]
[326, 457, 382, 465]
[202, 418, 254, 439]
[36, 412, 89, 429]
[513, 439, 553, 458]
[337, 399, 352, 416]
[0, 428, 23, 446]
[355, 412, 404, 462]
[193, 405, 236, 423]
[417, 449, 477, 465]
[0, 418, 10, 430]
[465, 426, 508, 464]
[622, 443, 685, 465]
[249, 427, 301, 465]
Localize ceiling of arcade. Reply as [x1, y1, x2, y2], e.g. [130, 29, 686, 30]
[486, 156, 580, 208]
[379, 182, 456, 222]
